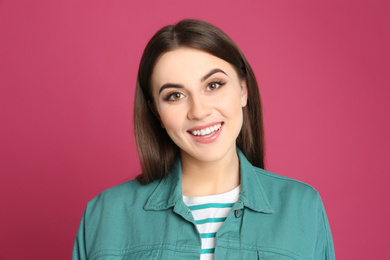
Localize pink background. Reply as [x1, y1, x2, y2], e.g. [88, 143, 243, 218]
[1, 0, 389, 259]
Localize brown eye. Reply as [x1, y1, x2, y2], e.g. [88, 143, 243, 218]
[206, 82, 223, 91]
[167, 92, 184, 101]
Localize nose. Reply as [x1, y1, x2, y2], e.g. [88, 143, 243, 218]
[187, 94, 211, 120]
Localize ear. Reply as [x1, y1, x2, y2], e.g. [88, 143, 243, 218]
[240, 79, 248, 107]
[148, 100, 165, 128]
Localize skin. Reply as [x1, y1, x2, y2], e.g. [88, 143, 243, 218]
[151, 47, 248, 196]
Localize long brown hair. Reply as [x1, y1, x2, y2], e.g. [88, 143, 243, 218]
[134, 19, 265, 184]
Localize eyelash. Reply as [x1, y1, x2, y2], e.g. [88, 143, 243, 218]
[165, 92, 184, 101]
[164, 81, 226, 101]
[206, 81, 225, 91]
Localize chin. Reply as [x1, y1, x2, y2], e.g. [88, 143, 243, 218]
[181, 144, 236, 164]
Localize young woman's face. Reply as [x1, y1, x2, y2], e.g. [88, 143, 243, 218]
[151, 47, 247, 164]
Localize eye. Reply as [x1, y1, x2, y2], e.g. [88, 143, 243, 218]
[166, 92, 185, 101]
[206, 81, 224, 91]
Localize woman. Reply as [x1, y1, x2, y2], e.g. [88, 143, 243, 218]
[73, 19, 335, 260]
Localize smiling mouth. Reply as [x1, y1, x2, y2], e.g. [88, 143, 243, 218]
[188, 123, 223, 137]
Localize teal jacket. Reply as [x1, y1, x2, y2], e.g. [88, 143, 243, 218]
[73, 150, 335, 259]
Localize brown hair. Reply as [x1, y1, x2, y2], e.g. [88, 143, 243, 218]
[134, 19, 265, 184]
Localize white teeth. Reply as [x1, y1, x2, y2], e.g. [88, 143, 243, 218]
[191, 123, 222, 136]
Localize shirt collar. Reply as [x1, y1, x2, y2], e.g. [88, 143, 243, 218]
[236, 149, 274, 213]
[144, 148, 274, 214]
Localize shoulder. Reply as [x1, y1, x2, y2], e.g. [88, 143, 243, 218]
[255, 167, 318, 193]
[253, 167, 323, 209]
[84, 178, 160, 217]
[238, 148, 320, 202]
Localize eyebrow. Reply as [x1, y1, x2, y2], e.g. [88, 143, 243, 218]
[201, 68, 228, 82]
[158, 68, 228, 94]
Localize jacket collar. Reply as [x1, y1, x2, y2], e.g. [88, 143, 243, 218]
[144, 148, 274, 214]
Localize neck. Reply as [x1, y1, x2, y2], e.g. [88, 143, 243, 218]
[180, 147, 240, 197]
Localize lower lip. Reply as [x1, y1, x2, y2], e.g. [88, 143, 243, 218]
[188, 124, 223, 144]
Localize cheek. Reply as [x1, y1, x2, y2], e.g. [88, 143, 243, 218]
[158, 107, 185, 133]
[220, 91, 244, 117]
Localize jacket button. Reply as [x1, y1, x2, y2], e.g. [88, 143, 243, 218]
[235, 209, 242, 218]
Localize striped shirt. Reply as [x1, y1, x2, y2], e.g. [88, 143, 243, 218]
[183, 186, 240, 260]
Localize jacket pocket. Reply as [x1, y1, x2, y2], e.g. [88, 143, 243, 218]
[90, 249, 160, 260]
[258, 250, 304, 260]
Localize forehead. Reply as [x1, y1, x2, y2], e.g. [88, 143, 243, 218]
[151, 47, 236, 86]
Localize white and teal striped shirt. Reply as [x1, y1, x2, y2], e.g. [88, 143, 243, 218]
[183, 185, 240, 260]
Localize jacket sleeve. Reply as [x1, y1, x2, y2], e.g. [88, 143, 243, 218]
[314, 194, 335, 260]
[72, 209, 88, 260]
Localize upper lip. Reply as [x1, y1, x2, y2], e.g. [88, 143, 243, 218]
[187, 122, 223, 132]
